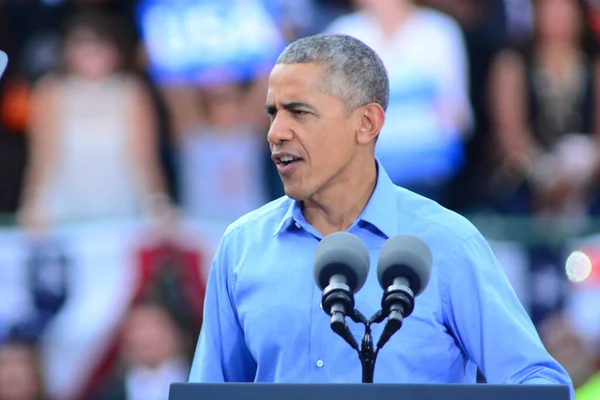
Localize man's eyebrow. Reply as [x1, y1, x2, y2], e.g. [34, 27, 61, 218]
[282, 102, 316, 112]
[265, 102, 317, 113]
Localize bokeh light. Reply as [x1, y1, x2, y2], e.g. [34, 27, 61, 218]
[565, 250, 593, 283]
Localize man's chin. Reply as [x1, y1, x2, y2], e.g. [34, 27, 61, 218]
[283, 185, 310, 201]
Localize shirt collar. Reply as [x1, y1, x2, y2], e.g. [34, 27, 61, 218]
[273, 159, 399, 239]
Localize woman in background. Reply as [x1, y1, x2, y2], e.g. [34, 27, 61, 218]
[177, 80, 272, 223]
[18, 10, 173, 233]
[489, 0, 600, 219]
[325, 0, 473, 205]
[94, 301, 189, 400]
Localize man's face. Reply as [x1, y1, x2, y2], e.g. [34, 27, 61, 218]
[266, 63, 361, 200]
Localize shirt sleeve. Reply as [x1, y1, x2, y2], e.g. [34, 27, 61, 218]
[188, 233, 256, 382]
[441, 233, 574, 397]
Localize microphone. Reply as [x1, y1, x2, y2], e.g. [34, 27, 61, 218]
[376, 234, 432, 349]
[314, 232, 370, 350]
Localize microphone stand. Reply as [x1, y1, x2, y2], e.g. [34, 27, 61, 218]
[321, 284, 412, 383]
[348, 310, 387, 383]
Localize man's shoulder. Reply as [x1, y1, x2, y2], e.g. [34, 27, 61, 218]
[395, 186, 480, 244]
[222, 196, 292, 240]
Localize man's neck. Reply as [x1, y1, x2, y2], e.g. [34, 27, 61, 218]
[302, 157, 378, 237]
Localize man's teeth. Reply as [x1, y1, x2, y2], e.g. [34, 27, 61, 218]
[280, 155, 297, 162]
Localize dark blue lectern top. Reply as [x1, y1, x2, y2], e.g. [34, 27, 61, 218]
[170, 383, 570, 400]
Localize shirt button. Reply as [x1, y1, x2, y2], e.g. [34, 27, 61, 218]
[316, 359, 324, 368]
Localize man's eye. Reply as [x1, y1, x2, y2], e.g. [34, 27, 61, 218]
[291, 110, 309, 116]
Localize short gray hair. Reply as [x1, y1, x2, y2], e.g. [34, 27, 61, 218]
[276, 33, 389, 112]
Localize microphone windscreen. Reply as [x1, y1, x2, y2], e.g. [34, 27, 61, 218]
[313, 232, 370, 293]
[377, 234, 432, 296]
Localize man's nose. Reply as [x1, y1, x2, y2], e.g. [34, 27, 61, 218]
[267, 115, 294, 145]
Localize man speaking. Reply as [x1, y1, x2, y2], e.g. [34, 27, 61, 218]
[188, 33, 573, 392]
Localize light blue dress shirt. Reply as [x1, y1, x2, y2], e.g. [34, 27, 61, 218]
[189, 161, 573, 394]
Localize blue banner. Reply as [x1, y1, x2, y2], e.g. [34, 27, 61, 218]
[136, 0, 287, 86]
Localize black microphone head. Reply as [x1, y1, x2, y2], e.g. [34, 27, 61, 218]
[313, 232, 370, 293]
[377, 234, 432, 296]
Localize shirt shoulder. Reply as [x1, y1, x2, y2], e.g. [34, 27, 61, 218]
[222, 196, 292, 242]
[393, 187, 490, 289]
[394, 186, 480, 247]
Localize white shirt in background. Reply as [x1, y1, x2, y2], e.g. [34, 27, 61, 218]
[179, 126, 269, 224]
[125, 358, 189, 400]
[326, 7, 473, 186]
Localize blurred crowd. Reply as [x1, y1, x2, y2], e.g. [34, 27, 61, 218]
[0, 0, 600, 399]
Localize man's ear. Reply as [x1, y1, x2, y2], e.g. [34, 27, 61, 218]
[356, 103, 385, 145]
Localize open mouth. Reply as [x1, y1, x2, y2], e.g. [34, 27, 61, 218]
[279, 155, 301, 166]
[272, 153, 303, 173]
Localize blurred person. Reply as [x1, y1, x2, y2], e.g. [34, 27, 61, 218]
[133, 238, 206, 343]
[0, 337, 47, 400]
[134, 0, 287, 218]
[488, 0, 600, 338]
[75, 234, 205, 400]
[17, 9, 175, 234]
[63, 0, 180, 203]
[324, 0, 473, 205]
[177, 81, 272, 222]
[189, 33, 572, 392]
[539, 314, 600, 399]
[489, 0, 600, 219]
[95, 301, 189, 400]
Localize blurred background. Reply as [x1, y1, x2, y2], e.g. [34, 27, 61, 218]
[0, 0, 600, 399]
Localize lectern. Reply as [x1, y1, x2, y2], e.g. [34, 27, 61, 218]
[169, 383, 570, 400]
